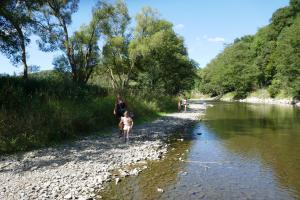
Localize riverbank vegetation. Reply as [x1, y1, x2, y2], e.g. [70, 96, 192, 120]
[194, 0, 300, 100]
[0, 73, 177, 154]
[0, 0, 195, 153]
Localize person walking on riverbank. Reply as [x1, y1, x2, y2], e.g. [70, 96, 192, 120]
[120, 111, 133, 142]
[114, 94, 128, 137]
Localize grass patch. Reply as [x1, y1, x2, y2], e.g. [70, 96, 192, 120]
[220, 92, 236, 101]
[248, 89, 270, 99]
[275, 90, 294, 100]
[0, 77, 177, 154]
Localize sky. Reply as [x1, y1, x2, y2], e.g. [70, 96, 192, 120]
[0, 0, 290, 74]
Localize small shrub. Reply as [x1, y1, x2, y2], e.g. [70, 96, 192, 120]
[268, 79, 282, 98]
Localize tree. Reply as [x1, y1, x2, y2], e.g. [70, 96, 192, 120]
[273, 15, 300, 97]
[290, 0, 300, 15]
[36, 0, 112, 84]
[101, 0, 134, 91]
[197, 0, 300, 98]
[35, 0, 79, 80]
[195, 36, 258, 97]
[0, 0, 42, 79]
[53, 22, 101, 83]
[129, 7, 196, 95]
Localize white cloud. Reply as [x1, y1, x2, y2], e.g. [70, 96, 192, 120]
[174, 24, 184, 30]
[208, 37, 225, 42]
[196, 35, 225, 43]
[202, 35, 225, 43]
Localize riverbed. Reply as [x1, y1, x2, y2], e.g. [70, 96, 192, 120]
[0, 103, 204, 200]
[100, 101, 300, 200]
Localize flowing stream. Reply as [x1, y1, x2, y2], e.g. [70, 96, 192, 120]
[99, 101, 300, 200]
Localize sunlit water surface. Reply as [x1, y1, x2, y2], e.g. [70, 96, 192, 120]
[100, 102, 300, 200]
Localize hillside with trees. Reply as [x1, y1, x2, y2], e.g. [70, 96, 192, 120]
[195, 0, 300, 99]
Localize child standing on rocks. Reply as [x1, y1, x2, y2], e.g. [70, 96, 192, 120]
[120, 111, 133, 142]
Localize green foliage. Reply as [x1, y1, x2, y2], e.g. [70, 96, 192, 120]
[196, 36, 258, 98]
[268, 79, 282, 97]
[100, 0, 133, 92]
[0, 76, 177, 154]
[0, 76, 106, 153]
[128, 7, 196, 95]
[0, 1, 199, 154]
[0, 0, 42, 79]
[273, 14, 300, 97]
[35, 0, 113, 84]
[249, 89, 270, 99]
[196, 0, 300, 99]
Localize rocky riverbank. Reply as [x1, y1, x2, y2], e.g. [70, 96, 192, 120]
[220, 95, 300, 107]
[0, 103, 206, 200]
[238, 97, 300, 106]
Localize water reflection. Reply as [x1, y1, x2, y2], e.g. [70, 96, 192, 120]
[204, 102, 300, 199]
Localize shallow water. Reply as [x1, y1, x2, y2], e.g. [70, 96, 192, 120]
[99, 102, 300, 200]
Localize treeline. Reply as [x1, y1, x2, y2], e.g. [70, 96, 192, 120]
[0, 0, 196, 95]
[0, 0, 195, 153]
[195, 0, 300, 99]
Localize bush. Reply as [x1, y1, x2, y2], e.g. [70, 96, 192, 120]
[268, 79, 282, 98]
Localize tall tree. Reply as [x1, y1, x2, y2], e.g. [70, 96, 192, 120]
[130, 7, 196, 95]
[101, 0, 134, 91]
[36, 0, 112, 83]
[35, 0, 79, 81]
[273, 15, 300, 97]
[53, 22, 101, 83]
[0, 0, 42, 79]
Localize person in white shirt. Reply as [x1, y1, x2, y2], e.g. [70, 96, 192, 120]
[120, 111, 133, 142]
[183, 97, 188, 111]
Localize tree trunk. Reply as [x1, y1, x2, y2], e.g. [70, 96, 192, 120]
[16, 25, 28, 80]
[21, 41, 28, 80]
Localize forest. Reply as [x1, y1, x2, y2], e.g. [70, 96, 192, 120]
[0, 0, 196, 153]
[195, 0, 300, 99]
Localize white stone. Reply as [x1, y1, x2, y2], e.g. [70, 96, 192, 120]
[64, 193, 72, 199]
[115, 178, 120, 185]
[157, 188, 164, 193]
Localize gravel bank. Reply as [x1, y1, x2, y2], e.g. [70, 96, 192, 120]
[238, 97, 299, 106]
[221, 96, 300, 107]
[0, 103, 206, 200]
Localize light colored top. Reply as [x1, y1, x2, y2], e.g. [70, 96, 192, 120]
[121, 116, 133, 127]
[183, 99, 187, 105]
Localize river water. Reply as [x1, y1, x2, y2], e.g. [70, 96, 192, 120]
[100, 102, 300, 200]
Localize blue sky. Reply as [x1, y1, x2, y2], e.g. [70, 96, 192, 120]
[0, 0, 289, 74]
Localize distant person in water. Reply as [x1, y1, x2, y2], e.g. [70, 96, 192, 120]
[178, 97, 182, 112]
[120, 111, 133, 142]
[114, 94, 128, 137]
[183, 96, 188, 111]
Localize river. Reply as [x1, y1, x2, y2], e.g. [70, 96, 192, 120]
[99, 101, 300, 200]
